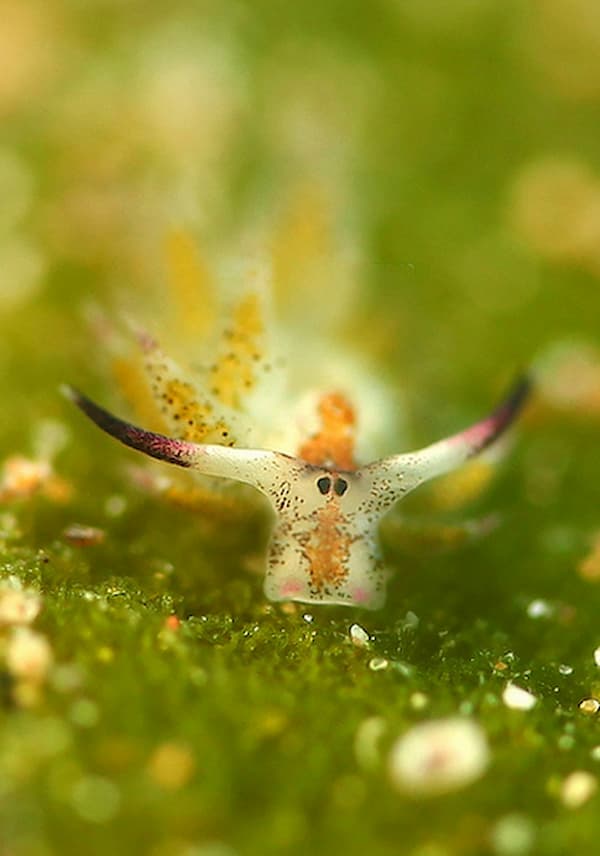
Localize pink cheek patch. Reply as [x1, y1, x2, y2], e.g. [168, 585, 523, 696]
[351, 587, 371, 605]
[279, 579, 305, 598]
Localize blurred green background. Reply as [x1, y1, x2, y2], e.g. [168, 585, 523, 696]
[3, 1, 600, 854]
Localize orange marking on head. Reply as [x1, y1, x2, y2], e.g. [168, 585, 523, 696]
[302, 501, 351, 592]
[299, 392, 357, 470]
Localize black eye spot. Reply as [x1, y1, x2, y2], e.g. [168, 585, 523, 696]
[317, 476, 331, 495]
[334, 478, 348, 496]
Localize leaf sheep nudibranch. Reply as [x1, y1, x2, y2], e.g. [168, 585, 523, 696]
[63, 376, 530, 610]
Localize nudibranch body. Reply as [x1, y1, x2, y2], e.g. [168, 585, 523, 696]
[66, 375, 529, 610]
[68, 232, 529, 608]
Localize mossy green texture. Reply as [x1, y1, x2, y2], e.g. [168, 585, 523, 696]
[3, 1, 600, 854]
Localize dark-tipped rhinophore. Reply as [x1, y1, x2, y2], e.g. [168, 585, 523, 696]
[461, 374, 532, 458]
[61, 385, 198, 468]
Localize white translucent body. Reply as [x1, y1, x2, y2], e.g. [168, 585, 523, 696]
[68, 378, 527, 609]
[165, 420, 515, 609]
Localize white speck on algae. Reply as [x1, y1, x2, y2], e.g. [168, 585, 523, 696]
[6, 627, 52, 683]
[368, 657, 388, 671]
[578, 697, 600, 715]
[388, 718, 490, 796]
[560, 771, 597, 808]
[0, 577, 41, 626]
[349, 623, 370, 648]
[526, 599, 553, 619]
[502, 682, 538, 711]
